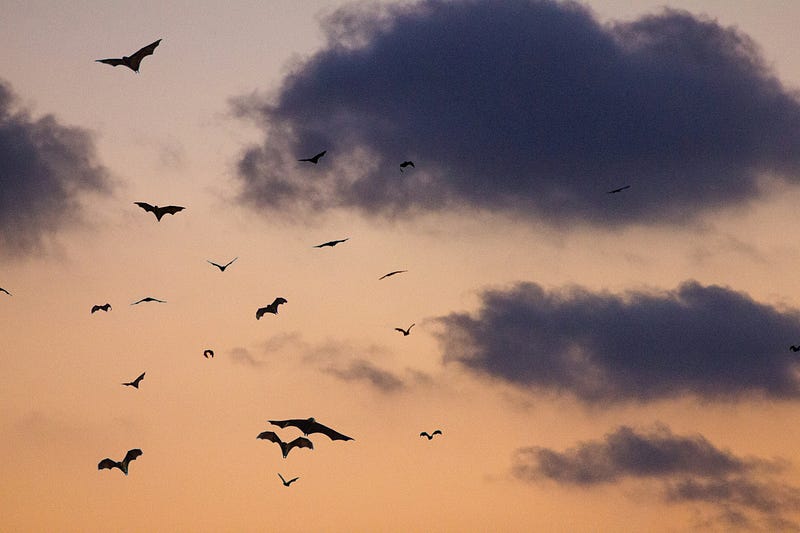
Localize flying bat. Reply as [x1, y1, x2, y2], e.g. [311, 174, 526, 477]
[91, 303, 112, 314]
[399, 161, 415, 172]
[278, 473, 299, 487]
[122, 372, 145, 388]
[256, 297, 287, 319]
[134, 202, 185, 221]
[606, 185, 631, 194]
[96, 39, 161, 73]
[203, 349, 214, 358]
[269, 418, 353, 441]
[298, 150, 326, 164]
[131, 297, 166, 305]
[313, 238, 349, 248]
[97, 449, 143, 475]
[257, 431, 314, 458]
[395, 324, 415, 336]
[207, 257, 237, 272]
[790, 345, 800, 352]
[420, 430, 442, 440]
[0, 287, 10, 296]
[379, 270, 408, 280]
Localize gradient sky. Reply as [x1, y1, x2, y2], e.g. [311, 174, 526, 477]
[2, 1, 800, 531]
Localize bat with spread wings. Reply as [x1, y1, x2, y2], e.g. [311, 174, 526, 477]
[207, 257, 237, 271]
[91, 303, 112, 313]
[256, 297, 287, 319]
[98, 449, 143, 475]
[278, 473, 299, 486]
[122, 372, 145, 388]
[268, 418, 353, 441]
[395, 323, 415, 336]
[257, 431, 314, 458]
[420, 430, 442, 440]
[134, 202, 185, 221]
[96, 39, 161, 73]
[313, 238, 349, 248]
[298, 150, 326, 164]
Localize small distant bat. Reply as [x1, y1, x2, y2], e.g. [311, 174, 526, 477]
[98, 449, 143, 475]
[420, 430, 442, 440]
[91, 303, 112, 314]
[269, 418, 353, 441]
[298, 150, 326, 164]
[96, 39, 161, 73]
[314, 238, 349, 248]
[256, 297, 287, 319]
[257, 431, 314, 458]
[207, 257, 237, 272]
[399, 161, 415, 172]
[278, 473, 299, 487]
[122, 372, 145, 389]
[606, 185, 631, 194]
[790, 345, 800, 352]
[0, 287, 10, 296]
[395, 324, 415, 336]
[379, 270, 407, 280]
[203, 349, 214, 358]
[131, 297, 166, 305]
[134, 202, 185, 221]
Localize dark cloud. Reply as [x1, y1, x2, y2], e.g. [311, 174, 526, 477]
[0, 78, 111, 255]
[514, 425, 800, 529]
[435, 280, 800, 402]
[233, 0, 800, 226]
[323, 358, 406, 392]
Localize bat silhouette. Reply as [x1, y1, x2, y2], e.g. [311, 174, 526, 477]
[606, 185, 631, 194]
[269, 418, 353, 441]
[395, 324, 415, 336]
[399, 161, 415, 172]
[131, 297, 166, 305]
[91, 303, 112, 313]
[790, 345, 800, 352]
[278, 473, 300, 487]
[203, 349, 214, 358]
[98, 449, 143, 475]
[420, 430, 442, 440]
[379, 270, 408, 280]
[96, 39, 161, 73]
[122, 372, 145, 388]
[257, 431, 314, 458]
[256, 297, 287, 319]
[314, 238, 349, 248]
[134, 202, 185, 221]
[298, 150, 326, 164]
[0, 287, 11, 296]
[207, 257, 237, 271]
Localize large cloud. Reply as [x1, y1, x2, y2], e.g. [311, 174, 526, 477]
[435, 281, 800, 402]
[0, 79, 111, 255]
[514, 425, 800, 529]
[233, 0, 800, 226]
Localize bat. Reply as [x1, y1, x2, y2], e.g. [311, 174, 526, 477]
[91, 303, 112, 313]
[207, 257, 237, 272]
[256, 297, 287, 319]
[278, 473, 299, 487]
[257, 431, 314, 458]
[131, 297, 166, 305]
[379, 270, 407, 280]
[420, 430, 442, 440]
[395, 324, 415, 336]
[790, 345, 800, 352]
[98, 449, 143, 475]
[606, 185, 631, 194]
[313, 238, 349, 248]
[134, 202, 185, 221]
[122, 372, 145, 388]
[203, 349, 214, 358]
[0, 287, 11, 296]
[399, 161, 415, 172]
[96, 39, 161, 73]
[268, 418, 353, 441]
[298, 150, 326, 164]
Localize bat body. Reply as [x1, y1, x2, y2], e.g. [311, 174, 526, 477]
[203, 349, 214, 358]
[278, 473, 299, 486]
[298, 150, 326, 164]
[399, 161, 415, 172]
[269, 418, 353, 441]
[420, 430, 443, 440]
[395, 324, 415, 336]
[207, 257, 237, 271]
[606, 185, 631, 194]
[91, 303, 112, 313]
[98, 449, 142, 475]
[256, 297, 287, 319]
[0, 287, 10, 296]
[122, 372, 145, 388]
[257, 431, 314, 458]
[96, 39, 161, 72]
[314, 238, 349, 248]
[131, 297, 166, 305]
[379, 270, 408, 280]
[134, 202, 185, 221]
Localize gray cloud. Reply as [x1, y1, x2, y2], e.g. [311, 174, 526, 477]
[0, 78, 111, 255]
[233, 0, 800, 226]
[435, 281, 800, 403]
[323, 358, 406, 392]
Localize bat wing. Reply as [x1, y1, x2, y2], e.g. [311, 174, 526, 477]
[256, 307, 267, 319]
[207, 260, 223, 269]
[134, 202, 157, 214]
[394, 328, 405, 333]
[91, 305, 101, 313]
[287, 477, 299, 485]
[257, 431, 282, 444]
[420, 432, 430, 438]
[432, 430, 442, 436]
[268, 419, 299, 430]
[287, 437, 314, 453]
[156, 205, 185, 218]
[98, 458, 119, 470]
[271, 297, 287, 307]
[123, 449, 143, 464]
[134, 372, 145, 384]
[96, 58, 125, 66]
[131, 39, 161, 62]
[223, 257, 238, 268]
[308, 422, 353, 441]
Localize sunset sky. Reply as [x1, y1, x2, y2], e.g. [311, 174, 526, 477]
[3, 1, 800, 531]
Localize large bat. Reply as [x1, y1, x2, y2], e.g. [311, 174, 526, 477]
[207, 257, 238, 272]
[268, 418, 353, 441]
[98, 448, 143, 475]
[96, 39, 161, 73]
[298, 150, 326, 164]
[256, 431, 313, 458]
[278, 473, 299, 487]
[134, 202, 185, 221]
[131, 297, 166, 305]
[256, 297, 287, 319]
[379, 270, 407, 280]
[420, 430, 442, 440]
[91, 303, 112, 313]
[122, 372, 145, 389]
[313, 238, 348, 248]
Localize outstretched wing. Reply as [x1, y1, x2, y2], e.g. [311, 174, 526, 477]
[133, 372, 146, 385]
[268, 419, 302, 430]
[271, 297, 287, 307]
[0, 288, 11, 295]
[223, 257, 238, 269]
[207, 260, 223, 270]
[130, 39, 161, 63]
[96, 58, 125, 67]
[308, 421, 353, 441]
[123, 449, 143, 464]
[432, 430, 442, 436]
[91, 305, 101, 313]
[256, 307, 268, 320]
[286, 437, 314, 454]
[134, 202, 157, 214]
[98, 458, 119, 470]
[156, 205, 185, 217]
[420, 432, 431, 439]
[394, 328, 406, 334]
[257, 431, 282, 444]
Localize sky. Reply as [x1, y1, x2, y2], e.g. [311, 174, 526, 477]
[2, 0, 800, 531]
